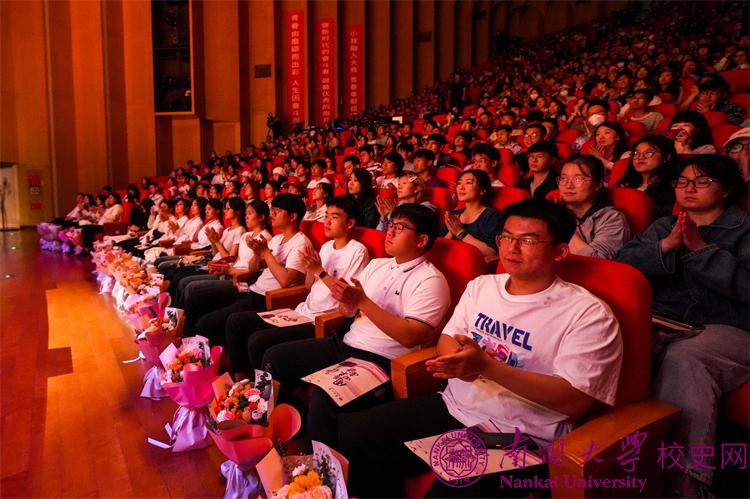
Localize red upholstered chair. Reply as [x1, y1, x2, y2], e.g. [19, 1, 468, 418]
[498, 148, 514, 164]
[720, 68, 750, 94]
[433, 114, 448, 125]
[497, 162, 521, 187]
[609, 157, 631, 186]
[650, 103, 677, 119]
[394, 255, 680, 498]
[621, 121, 647, 140]
[711, 124, 741, 153]
[656, 92, 675, 104]
[608, 187, 654, 235]
[491, 186, 531, 211]
[299, 220, 327, 250]
[377, 187, 397, 199]
[423, 187, 452, 222]
[435, 168, 459, 190]
[449, 152, 467, 168]
[701, 111, 729, 127]
[352, 227, 387, 259]
[557, 128, 582, 144]
[287, 176, 300, 185]
[721, 383, 750, 426]
[557, 142, 573, 161]
[728, 93, 750, 117]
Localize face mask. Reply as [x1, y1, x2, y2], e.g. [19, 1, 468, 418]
[588, 114, 606, 127]
[560, 89, 569, 97]
[530, 93, 539, 100]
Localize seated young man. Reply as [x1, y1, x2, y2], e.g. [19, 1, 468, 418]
[192, 193, 309, 344]
[262, 203, 450, 448]
[336, 199, 623, 498]
[224, 196, 370, 380]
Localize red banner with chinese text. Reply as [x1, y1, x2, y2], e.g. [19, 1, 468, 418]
[315, 18, 335, 126]
[286, 10, 305, 125]
[343, 25, 364, 118]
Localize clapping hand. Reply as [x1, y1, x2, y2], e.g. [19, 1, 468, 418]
[444, 212, 464, 237]
[246, 236, 269, 256]
[425, 334, 489, 382]
[300, 244, 323, 275]
[205, 227, 220, 243]
[331, 277, 367, 312]
[375, 195, 397, 219]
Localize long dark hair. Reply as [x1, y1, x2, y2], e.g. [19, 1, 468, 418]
[349, 168, 375, 203]
[594, 121, 628, 161]
[247, 199, 272, 233]
[617, 135, 679, 189]
[225, 196, 248, 229]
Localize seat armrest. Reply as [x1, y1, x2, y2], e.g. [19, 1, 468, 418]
[189, 250, 211, 258]
[314, 311, 347, 339]
[172, 243, 192, 255]
[550, 399, 681, 499]
[391, 347, 445, 399]
[265, 285, 308, 310]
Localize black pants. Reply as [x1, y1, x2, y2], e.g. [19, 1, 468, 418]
[181, 278, 239, 336]
[337, 393, 548, 498]
[192, 291, 266, 344]
[81, 225, 104, 249]
[225, 311, 315, 375]
[261, 333, 391, 449]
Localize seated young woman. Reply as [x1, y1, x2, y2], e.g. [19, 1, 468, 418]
[145, 198, 206, 263]
[303, 182, 333, 222]
[165, 197, 246, 301]
[558, 154, 631, 259]
[375, 173, 436, 231]
[178, 200, 273, 335]
[440, 169, 502, 257]
[79, 192, 125, 250]
[116, 199, 175, 257]
[617, 154, 748, 497]
[155, 198, 222, 273]
[615, 135, 679, 219]
[347, 168, 379, 228]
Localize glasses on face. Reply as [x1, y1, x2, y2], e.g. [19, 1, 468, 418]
[385, 221, 417, 235]
[632, 149, 658, 159]
[270, 207, 284, 215]
[557, 175, 592, 185]
[726, 141, 750, 154]
[671, 176, 716, 189]
[496, 234, 554, 247]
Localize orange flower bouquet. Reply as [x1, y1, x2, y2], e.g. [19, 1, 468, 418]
[149, 336, 222, 452]
[135, 307, 184, 400]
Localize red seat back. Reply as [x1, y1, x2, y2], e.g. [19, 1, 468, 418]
[435, 168, 459, 190]
[423, 187, 452, 221]
[649, 103, 677, 119]
[429, 238, 486, 318]
[720, 68, 750, 94]
[609, 158, 631, 186]
[701, 111, 729, 127]
[557, 129, 581, 144]
[497, 162, 521, 187]
[491, 186, 531, 211]
[352, 227, 387, 259]
[608, 187, 654, 235]
[711, 124, 741, 153]
[497, 254, 652, 406]
[300, 221, 327, 250]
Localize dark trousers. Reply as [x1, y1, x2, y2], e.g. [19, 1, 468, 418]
[261, 333, 392, 449]
[192, 291, 266, 345]
[225, 311, 315, 374]
[337, 393, 548, 498]
[181, 278, 238, 336]
[81, 225, 104, 249]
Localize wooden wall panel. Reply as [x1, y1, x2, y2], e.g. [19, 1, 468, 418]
[202, 0, 240, 122]
[454, 0, 473, 70]
[390, 0, 414, 100]
[365, 0, 389, 109]
[245, 1, 277, 145]
[413, 0, 435, 92]
[435, 0, 456, 82]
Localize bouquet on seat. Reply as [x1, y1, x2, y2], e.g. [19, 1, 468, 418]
[207, 372, 301, 499]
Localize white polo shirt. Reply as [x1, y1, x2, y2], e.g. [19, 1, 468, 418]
[192, 219, 224, 249]
[233, 230, 273, 270]
[440, 274, 622, 444]
[249, 231, 310, 295]
[175, 216, 204, 243]
[295, 239, 370, 319]
[343, 255, 450, 360]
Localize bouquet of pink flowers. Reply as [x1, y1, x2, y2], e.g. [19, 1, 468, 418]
[207, 372, 302, 499]
[149, 336, 222, 452]
[135, 307, 183, 400]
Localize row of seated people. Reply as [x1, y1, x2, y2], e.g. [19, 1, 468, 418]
[134, 149, 746, 497]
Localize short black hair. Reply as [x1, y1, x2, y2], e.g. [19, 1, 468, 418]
[525, 110, 544, 123]
[272, 192, 307, 226]
[525, 123, 546, 135]
[359, 144, 375, 155]
[471, 142, 500, 162]
[312, 158, 327, 170]
[527, 140, 559, 159]
[327, 195, 361, 224]
[109, 192, 122, 204]
[343, 155, 361, 166]
[413, 148, 435, 162]
[501, 199, 576, 244]
[587, 99, 611, 112]
[390, 203, 441, 251]
[427, 133, 447, 144]
[678, 154, 746, 207]
[383, 151, 405, 174]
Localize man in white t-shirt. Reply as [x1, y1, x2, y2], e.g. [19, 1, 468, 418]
[193, 193, 310, 345]
[224, 196, 369, 380]
[262, 203, 450, 448]
[337, 199, 623, 498]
